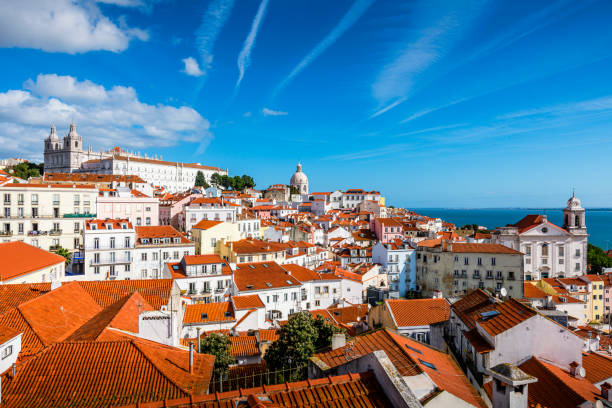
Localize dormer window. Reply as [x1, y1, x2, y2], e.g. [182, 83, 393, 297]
[91, 224, 97, 230]
[201, 313, 208, 320]
[142, 238, 149, 244]
[106, 224, 113, 230]
[152, 238, 160, 244]
[174, 237, 181, 244]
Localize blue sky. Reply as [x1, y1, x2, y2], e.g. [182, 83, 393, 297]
[1, 0, 612, 208]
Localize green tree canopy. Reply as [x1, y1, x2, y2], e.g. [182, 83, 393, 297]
[194, 171, 209, 188]
[209, 172, 256, 191]
[210, 172, 222, 187]
[52, 246, 72, 265]
[264, 312, 343, 372]
[8, 162, 44, 179]
[200, 333, 234, 375]
[588, 243, 612, 274]
[241, 175, 255, 189]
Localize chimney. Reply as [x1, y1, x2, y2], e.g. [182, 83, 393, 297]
[602, 382, 612, 402]
[569, 361, 580, 377]
[196, 328, 201, 353]
[331, 333, 346, 350]
[487, 364, 537, 408]
[189, 342, 194, 374]
[11, 363, 16, 377]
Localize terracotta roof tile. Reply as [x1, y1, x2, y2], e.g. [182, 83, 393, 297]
[234, 262, 300, 291]
[231, 294, 265, 310]
[183, 302, 235, 325]
[519, 357, 599, 408]
[230, 336, 258, 357]
[386, 298, 450, 327]
[76, 279, 173, 309]
[0, 283, 51, 314]
[135, 226, 191, 244]
[582, 352, 612, 384]
[0, 337, 215, 408]
[192, 219, 224, 230]
[0, 242, 65, 281]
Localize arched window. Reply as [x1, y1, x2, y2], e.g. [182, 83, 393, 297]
[575, 215, 580, 227]
[542, 243, 548, 257]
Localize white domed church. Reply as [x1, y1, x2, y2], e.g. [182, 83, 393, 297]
[290, 162, 309, 195]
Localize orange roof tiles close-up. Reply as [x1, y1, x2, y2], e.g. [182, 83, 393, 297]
[231, 294, 265, 310]
[386, 298, 450, 327]
[450, 242, 523, 254]
[0, 336, 215, 408]
[192, 219, 224, 230]
[183, 302, 235, 325]
[135, 225, 192, 244]
[234, 262, 300, 291]
[582, 352, 612, 384]
[0, 241, 65, 282]
[229, 335, 259, 357]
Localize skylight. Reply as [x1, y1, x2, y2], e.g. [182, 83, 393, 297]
[480, 310, 500, 320]
[265, 282, 272, 287]
[418, 359, 437, 370]
[201, 313, 208, 320]
[405, 344, 423, 355]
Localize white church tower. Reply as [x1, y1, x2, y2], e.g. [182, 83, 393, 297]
[563, 191, 587, 237]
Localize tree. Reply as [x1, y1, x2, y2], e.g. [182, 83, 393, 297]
[264, 312, 343, 373]
[588, 243, 612, 274]
[288, 185, 300, 196]
[241, 175, 255, 189]
[53, 246, 72, 265]
[220, 175, 232, 190]
[8, 162, 43, 179]
[230, 176, 244, 191]
[210, 172, 222, 187]
[200, 333, 234, 375]
[194, 171, 209, 188]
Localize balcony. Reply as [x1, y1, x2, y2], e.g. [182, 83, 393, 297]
[215, 287, 225, 293]
[486, 275, 493, 280]
[64, 213, 96, 218]
[495, 276, 504, 281]
[472, 274, 481, 280]
[0, 230, 12, 237]
[49, 229, 62, 236]
[90, 257, 131, 266]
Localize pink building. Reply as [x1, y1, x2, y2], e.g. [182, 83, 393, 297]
[250, 205, 274, 220]
[96, 187, 160, 227]
[604, 274, 612, 325]
[373, 218, 404, 243]
[159, 192, 203, 229]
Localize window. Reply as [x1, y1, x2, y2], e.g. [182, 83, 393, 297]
[173, 251, 179, 259]
[146, 217, 151, 226]
[541, 244, 548, 257]
[125, 237, 131, 247]
[575, 263, 581, 271]
[491, 257, 496, 266]
[141, 253, 147, 261]
[575, 249, 581, 257]
[93, 238, 100, 249]
[153, 252, 158, 261]
[3, 194, 10, 205]
[110, 237, 115, 249]
[94, 266, 100, 274]
[31, 194, 38, 205]
[136, 217, 142, 226]
[2, 345, 13, 359]
[478, 281, 484, 289]
[315, 300, 320, 306]
[464, 257, 469, 265]
[525, 245, 531, 255]
[558, 246, 564, 257]
[477, 257, 482, 266]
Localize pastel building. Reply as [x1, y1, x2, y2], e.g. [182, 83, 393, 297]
[96, 187, 159, 227]
[372, 218, 404, 243]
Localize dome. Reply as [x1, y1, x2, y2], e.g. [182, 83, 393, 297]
[567, 193, 582, 209]
[289, 162, 308, 194]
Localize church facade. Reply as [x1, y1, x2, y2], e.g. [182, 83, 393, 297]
[492, 194, 588, 280]
[43, 123, 227, 193]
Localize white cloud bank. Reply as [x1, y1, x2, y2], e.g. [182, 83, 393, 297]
[0, 0, 148, 53]
[0, 74, 211, 160]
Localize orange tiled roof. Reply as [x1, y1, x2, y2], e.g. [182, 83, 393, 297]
[192, 219, 224, 230]
[582, 352, 612, 384]
[519, 357, 599, 408]
[85, 218, 133, 230]
[135, 225, 192, 244]
[66, 292, 154, 341]
[1, 183, 96, 189]
[183, 254, 225, 265]
[523, 283, 548, 298]
[234, 262, 300, 291]
[44, 173, 146, 184]
[0, 241, 65, 281]
[0, 283, 51, 314]
[386, 298, 450, 327]
[229, 239, 286, 255]
[0, 337, 215, 408]
[450, 243, 522, 254]
[230, 336, 258, 357]
[231, 294, 265, 310]
[183, 302, 235, 324]
[313, 329, 485, 407]
[0, 324, 21, 344]
[77, 279, 173, 309]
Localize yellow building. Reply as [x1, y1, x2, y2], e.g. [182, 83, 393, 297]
[191, 220, 240, 255]
[582, 275, 604, 323]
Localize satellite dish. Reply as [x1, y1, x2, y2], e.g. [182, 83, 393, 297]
[579, 367, 586, 378]
[500, 287, 508, 297]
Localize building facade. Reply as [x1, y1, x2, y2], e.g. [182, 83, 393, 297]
[492, 195, 588, 280]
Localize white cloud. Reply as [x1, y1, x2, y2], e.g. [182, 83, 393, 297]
[0, 74, 211, 160]
[192, 0, 236, 77]
[182, 57, 205, 77]
[243, 111, 252, 117]
[262, 108, 288, 117]
[0, 0, 149, 53]
[236, 0, 270, 89]
[273, 0, 374, 97]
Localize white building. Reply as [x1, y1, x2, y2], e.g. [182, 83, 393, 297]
[0, 182, 97, 252]
[236, 216, 261, 239]
[492, 194, 588, 280]
[183, 197, 241, 232]
[96, 187, 159, 227]
[372, 239, 416, 298]
[165, 254, 233, 303]
[134, 226, 195, 279]
[341, 189, 382, 209]
[233, 261, 302, 324]
[83, 219, 134, 280]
